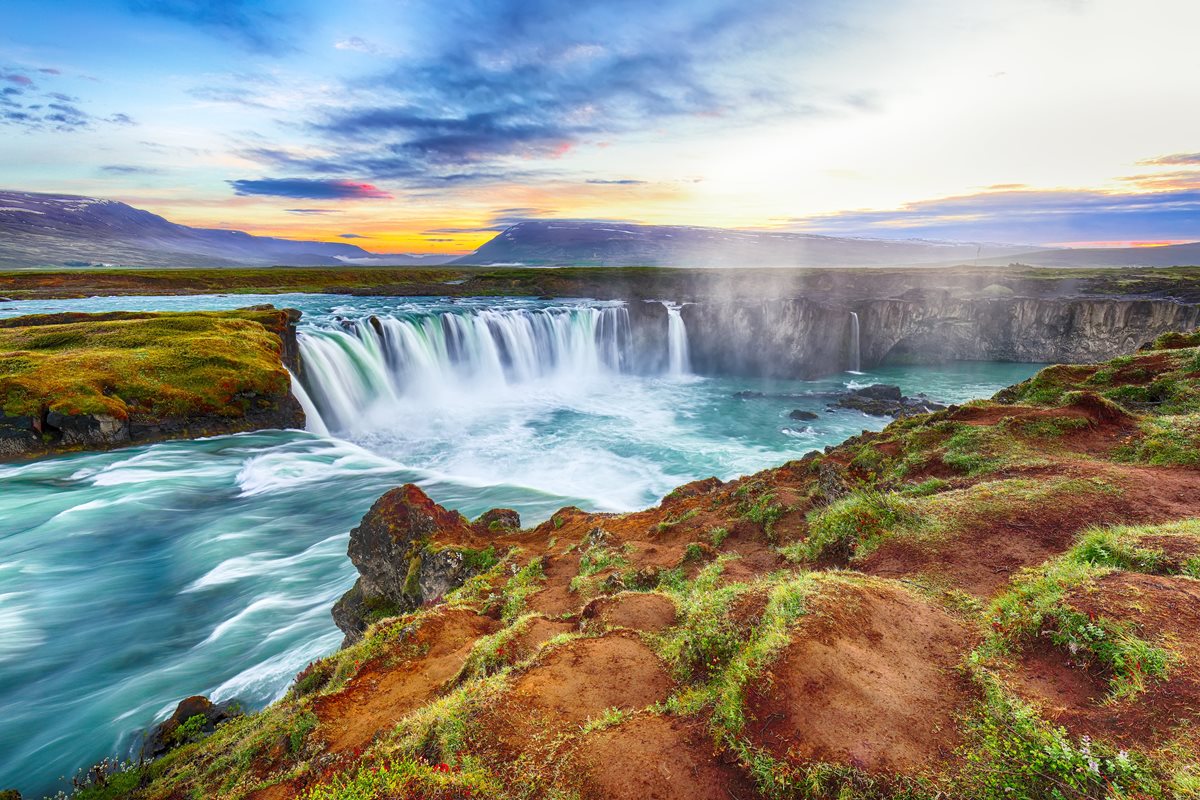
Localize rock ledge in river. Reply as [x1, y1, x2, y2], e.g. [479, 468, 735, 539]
[332, 484, 497, 646]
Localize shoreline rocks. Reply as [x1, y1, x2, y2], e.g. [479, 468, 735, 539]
[332, 484, 507, 646]
[830, 384, 948, 417]
[140, 695, 241, 761]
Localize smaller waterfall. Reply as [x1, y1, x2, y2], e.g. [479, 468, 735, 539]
[663, 302, 691, 377]
[286, 369, 329, 436]
[849, 311, 862, 373]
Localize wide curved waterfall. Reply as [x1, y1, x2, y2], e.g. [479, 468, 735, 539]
[297, 305, 635, 433]
[664, 302, 691, 376]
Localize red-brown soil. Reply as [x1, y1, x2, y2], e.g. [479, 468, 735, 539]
[746, 582, 975, 774]
[571, 714, 762, 800]
[861, 463, 1200, 596]
[1014, 572, 1200, 747]
[480, 632, 675, 754]
[583, 592, 677, 632]
[313, 609, 499, 753]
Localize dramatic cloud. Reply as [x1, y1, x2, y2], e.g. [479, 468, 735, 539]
[1139, 153, 1200, 167]
[128, 0, 297, 53]
[338, 233, 370, 238]
[227, 177, 393, 199]
[100, 164, 162, 175]
[791, 187, 1200, 244]
[240, 0, 840, 186]
[0, 65, 134, 132]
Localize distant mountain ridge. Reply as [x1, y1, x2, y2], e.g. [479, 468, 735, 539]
[0, 191, 447, 268]
[453, 220, 1040, 267]
[457, 220, 1200, 268]
[2, 191, 1196, 269]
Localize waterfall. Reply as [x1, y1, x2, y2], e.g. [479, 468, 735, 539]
[296, 306, 633, 433]
[849, 311, 862, 373]
[663, 302, 691, 377]
[286, 369, 329, 436]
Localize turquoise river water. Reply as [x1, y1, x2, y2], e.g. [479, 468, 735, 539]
[0, 293, 1042, 797]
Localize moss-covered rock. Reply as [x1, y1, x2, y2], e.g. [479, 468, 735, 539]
[0, 307, 303, 459]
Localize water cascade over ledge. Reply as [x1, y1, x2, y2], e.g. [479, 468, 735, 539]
[849, 311, 862, 373]
[297, 304, 638, 433]
[663, 302, 691, 377]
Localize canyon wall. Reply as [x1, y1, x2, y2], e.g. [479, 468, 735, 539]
[642, 295, 1200, 379]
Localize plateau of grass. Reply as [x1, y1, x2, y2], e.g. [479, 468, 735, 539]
[0, 309, 293, 419]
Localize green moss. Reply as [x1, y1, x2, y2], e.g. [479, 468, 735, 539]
[791, 490, 919, 562]
[707, 526, 730, 547]
[655, 507, 699, 532]
[500, 558, 545, 623]
[0, 309, 292, 420]
[1116, 414, 1200, 466]
[958, 672, 1159, 800]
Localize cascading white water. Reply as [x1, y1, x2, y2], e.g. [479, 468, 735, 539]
[297, 305, 634, 433]
[849, 311, 862, 373]
[286, 369, 330, 436]
[663, 302, 691, 377]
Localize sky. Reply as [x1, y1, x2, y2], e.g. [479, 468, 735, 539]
[1, 0, 1198, 255]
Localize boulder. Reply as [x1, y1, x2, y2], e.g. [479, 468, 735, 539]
[474, 507, 521, 532]
[788, 409, 819, 421]
[831, 384, 947, 418]
[140, 695, 240, 760]
[332, 484, 487, 645]
[0, 789, 21, 800]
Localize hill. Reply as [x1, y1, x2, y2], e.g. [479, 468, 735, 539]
[0, 191, 445, 268]
[455, 220, 1037, 267]
[68, 327, 1200, 800]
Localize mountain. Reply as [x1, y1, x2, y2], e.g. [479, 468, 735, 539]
[454, 220, 1040, 267]
[0, 191, 450, 268]
[989, 241, 1200, 268]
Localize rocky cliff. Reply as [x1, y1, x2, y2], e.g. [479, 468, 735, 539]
[0, 307, 305, 460]
[652, 295, 1200, 378]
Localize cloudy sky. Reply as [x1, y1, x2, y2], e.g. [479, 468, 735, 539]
[2, 0, 1198, 254]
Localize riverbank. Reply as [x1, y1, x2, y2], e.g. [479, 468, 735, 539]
[0, 307, 303, 460]
[71, 327, 1200, 800]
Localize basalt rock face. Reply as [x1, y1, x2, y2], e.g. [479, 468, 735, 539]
[662, 295, 1200, 379]
[332, 484, 495, 646]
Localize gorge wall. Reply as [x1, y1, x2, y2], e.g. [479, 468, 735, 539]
[622, 295, 1200, 379]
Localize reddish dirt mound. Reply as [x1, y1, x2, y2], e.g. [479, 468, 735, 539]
[314, 609, 499, 753]
[583, 592, 677, 632]
[510, 616, 576, 657]
[862, 463, 1200, 596]
[948, 396, 1137, 456]
[484, 632, 675, 752]
[746, 582, 974, 774]
[1016, 572, 1200, 746]
[572, 714, 761, 800]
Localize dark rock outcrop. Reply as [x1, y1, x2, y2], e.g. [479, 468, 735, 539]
[474, 508, 521, 532]
[140, 695, 241, 760]
[831, 384, 948, 417]
[332, 484, 494, 646]
[788, 409, 820, 421]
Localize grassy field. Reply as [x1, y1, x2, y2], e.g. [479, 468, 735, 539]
[0, 308, 296, 427]
[2, 264, 1200, 302]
